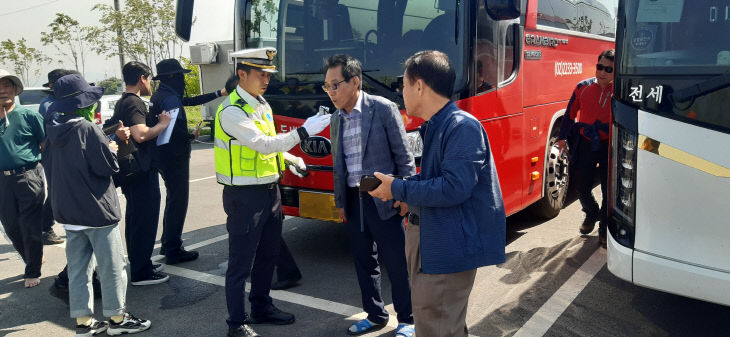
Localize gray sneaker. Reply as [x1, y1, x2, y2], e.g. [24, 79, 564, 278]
[107, 313, 151, 335]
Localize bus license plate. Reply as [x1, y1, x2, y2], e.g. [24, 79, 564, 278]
[298, 191, 341, 222]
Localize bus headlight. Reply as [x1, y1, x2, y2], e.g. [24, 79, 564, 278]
[610, 123, 637, 247]
[406, 131, 423, 158]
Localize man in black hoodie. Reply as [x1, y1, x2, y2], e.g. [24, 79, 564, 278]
[45, 74, 151, 336]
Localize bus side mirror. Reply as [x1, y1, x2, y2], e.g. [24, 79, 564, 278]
[485, 0, 520, 20]
[176, 0, 195, 42]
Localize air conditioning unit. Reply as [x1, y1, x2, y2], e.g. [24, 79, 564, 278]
[190, 43, 218, 64]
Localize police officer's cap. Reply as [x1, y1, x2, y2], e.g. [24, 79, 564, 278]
[231, 47, 278, 73]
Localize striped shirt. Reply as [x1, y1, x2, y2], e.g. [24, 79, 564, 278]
[339, 92, 364, 187]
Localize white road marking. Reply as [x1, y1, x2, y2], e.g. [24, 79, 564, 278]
[189, 175, 216, 183]
[150, 234, 229, 262]
[152, 232, 479, 336]
[512, 248, 606, 337]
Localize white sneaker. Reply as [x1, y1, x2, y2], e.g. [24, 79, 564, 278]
[107, 313, 151, 335]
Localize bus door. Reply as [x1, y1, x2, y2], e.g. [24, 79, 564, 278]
[467, 0, 526, 214]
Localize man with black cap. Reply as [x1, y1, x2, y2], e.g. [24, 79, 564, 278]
[215, 47, 330, 337]
[45, 73, 152, 336]
[0, 69, 46, 289]
[39, 69, 79, 120]
[149, 58, 228, 265]
[38, 68, 79, 246]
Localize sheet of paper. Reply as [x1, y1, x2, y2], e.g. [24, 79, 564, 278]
[637, 0, 684, 23]
[156, 108, 179, 146]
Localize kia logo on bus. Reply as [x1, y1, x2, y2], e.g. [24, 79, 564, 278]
[300, 136, 331, 157]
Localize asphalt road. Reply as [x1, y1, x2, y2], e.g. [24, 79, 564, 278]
[1, 141, 728, 337]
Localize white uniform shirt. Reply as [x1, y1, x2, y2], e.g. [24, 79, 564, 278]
[219, 86, 301, 183]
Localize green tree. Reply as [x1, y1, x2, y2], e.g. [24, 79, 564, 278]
[181, 57, 201, 96]
[0, 38, 51, 86]
[89, 0, 184, 68]
[249, 0, 278, 38]
[97, 77, 122, 95]
[40, 13, 93, 75]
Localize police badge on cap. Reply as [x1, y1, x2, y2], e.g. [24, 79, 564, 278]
[230, 47, 278, 73]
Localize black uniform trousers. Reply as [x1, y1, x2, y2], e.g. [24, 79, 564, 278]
[574, 137, 609, 234]
[344, 187, 413, 325]
[121, 169, 161, 281]
[156, 155, 189, 256]
[224, 184, 282, 328]
[0, 164, 45, 278]
[276, 238, 301, 282]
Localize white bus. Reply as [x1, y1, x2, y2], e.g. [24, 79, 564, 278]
[607, 0, 730, 305]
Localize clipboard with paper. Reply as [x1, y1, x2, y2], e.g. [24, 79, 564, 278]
[156, 108, 179, 145]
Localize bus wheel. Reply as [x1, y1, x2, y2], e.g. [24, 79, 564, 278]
[529, 136, 570, 219]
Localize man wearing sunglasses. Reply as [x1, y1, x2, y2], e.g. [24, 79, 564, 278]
[557, 49, 615, 247]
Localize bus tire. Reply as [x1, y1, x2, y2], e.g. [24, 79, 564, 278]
[528, 135, 570, 219]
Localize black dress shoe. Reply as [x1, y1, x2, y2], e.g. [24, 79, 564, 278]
[165, 248, 199, 265]
[579, 212, 599, 234]
[228, 324, 260, 337]
[270, 276, 301, 290]
[247, 306, 295, 325]
[42, 229, 65, 245]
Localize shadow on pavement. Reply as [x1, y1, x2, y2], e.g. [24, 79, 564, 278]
[469, 236, 600, 337]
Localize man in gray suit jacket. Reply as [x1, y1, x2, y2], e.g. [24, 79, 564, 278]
[324, 54, 416, 337]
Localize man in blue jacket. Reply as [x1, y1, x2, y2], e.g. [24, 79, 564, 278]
[369, 50, 506, 337]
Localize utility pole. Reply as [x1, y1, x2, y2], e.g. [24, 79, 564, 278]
[114, 0, 125, 73]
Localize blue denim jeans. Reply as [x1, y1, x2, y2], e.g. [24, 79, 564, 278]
[66, 225, 127, 318]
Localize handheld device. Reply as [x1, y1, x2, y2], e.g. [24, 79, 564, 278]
[317, 106, 331, 116]
[358, 174, 403, 192]
[285, 159, 310, 177]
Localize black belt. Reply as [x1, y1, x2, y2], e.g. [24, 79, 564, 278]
[2, 162, 38, 176]
[407, 213, 420, 226]
[240, 182, 278, 190]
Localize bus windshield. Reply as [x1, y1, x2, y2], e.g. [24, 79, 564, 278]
[620, 0, 730, 75]
[618, 0, 730, 131]
[244, 0, 467, 100]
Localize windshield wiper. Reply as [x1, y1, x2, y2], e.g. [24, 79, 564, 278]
[361, 69, 403, 106]
[671, 72, 730, 103]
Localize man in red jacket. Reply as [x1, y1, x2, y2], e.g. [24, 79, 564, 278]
[557, 49, 615, 247]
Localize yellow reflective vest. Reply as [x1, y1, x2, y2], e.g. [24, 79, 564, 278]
[214, 91, 285, 186]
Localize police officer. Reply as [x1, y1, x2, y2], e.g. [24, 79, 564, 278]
[216, 47, 330, 337]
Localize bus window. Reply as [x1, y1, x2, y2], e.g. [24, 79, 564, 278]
[500, 23, 517, 84]
[270, 0, 467, 96]
[538, 0, 617, 37]
[476, 1, 498, 94]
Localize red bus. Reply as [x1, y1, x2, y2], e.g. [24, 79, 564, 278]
[176, 0, 616, 222]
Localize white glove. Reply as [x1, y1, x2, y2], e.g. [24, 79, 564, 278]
[288, 156, 307, 178]
[301, 114, 330, 136]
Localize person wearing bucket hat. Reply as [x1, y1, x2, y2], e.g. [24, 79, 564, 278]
[0, 69, 46, 289]
[38, 69, 80, 248]
[44, 73, 152, 336]
[148, 58, 228, 265]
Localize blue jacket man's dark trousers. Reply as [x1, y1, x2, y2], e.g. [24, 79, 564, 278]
[224, 184, 282, 328]
[345, 187, 413, 325]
